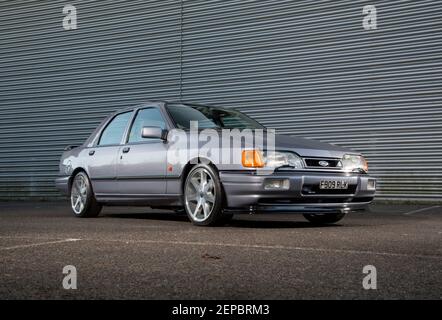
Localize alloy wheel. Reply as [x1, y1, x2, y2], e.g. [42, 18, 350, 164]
[71, 174, 87, 214]
[185, 168, 216, 222]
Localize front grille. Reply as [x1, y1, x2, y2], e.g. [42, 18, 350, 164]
[303, 158, 341, 169]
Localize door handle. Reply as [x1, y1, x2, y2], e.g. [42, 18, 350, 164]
[122, 147, 130, 153]
[88, 150, 95, 156]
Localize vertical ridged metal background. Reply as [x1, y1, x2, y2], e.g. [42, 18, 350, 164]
[0, 0, 181, 199]
[0, 0, 441, 201]
[181, 0, 442, 202]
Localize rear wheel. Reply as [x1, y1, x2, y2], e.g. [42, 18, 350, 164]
[303, 212, 346, 224]
[184, 164, 226, 226]
[70, 171, 102, 218]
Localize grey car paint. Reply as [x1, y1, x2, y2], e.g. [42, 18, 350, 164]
[56, 101, 375, 213]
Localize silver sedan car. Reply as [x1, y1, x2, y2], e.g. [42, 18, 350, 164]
[56, 101, 376, 226]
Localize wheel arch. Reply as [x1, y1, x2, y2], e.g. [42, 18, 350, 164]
[68, 167, 88, 193]
[180, 157, 219, 193]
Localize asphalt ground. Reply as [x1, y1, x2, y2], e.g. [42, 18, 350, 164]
[0, 202, 440, 299]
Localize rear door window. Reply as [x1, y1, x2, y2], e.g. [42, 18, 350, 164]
[98, 111, 133, 146]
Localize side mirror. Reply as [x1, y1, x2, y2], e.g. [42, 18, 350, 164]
[141, 126, 167, 140]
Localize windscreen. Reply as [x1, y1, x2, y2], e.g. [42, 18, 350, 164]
[166, 104, 265, 130]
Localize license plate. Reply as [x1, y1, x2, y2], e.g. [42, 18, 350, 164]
[319, 180, 349, 190]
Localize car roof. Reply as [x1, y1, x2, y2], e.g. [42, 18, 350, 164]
[112, 100, 166, 114]
[111, 100, 226, 115]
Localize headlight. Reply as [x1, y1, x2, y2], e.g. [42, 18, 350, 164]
[264, 151, 303, 169]
[342, 154, 368, 173]
[241, 150, 303, 169]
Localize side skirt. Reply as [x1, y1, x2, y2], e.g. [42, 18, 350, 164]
[95, 194, 182, 206]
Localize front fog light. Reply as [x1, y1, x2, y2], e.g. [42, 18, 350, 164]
[367, 179, 376, 190]
[264, 179, 290, 190]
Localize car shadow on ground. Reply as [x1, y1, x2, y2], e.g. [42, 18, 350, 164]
[102, 212, 341, 229]
[227, 219, 339, 229]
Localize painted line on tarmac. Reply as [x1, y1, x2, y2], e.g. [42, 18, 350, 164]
[403, 206, 440, 215]
[97, 238, 442, 260]
[0, 238, 81, 251]
[1, 236, 440, 260]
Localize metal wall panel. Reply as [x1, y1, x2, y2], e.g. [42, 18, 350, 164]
[0, 0, 441, 202]
[0, 0, 181, 199]
[181, 0, 442, 201]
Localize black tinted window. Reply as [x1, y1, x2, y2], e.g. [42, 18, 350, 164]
[99, 111, 133, 146]
[128, 108, 166, 143]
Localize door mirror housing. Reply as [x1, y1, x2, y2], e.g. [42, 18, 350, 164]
[141, 126, 167, 140]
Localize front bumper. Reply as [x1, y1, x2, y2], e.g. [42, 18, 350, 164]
[220, 171, 375, 213]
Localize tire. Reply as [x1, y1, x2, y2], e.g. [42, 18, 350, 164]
[70, 171, 102, 218]
[183, 164, 226, 226]
[303, 212, 346, 225]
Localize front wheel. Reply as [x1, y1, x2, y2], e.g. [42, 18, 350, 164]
[303, 212, 346, 224]
[184, 164, 226, 226]
[70, 171, 102, 218]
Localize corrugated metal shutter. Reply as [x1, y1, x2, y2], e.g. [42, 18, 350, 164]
[1, 0, 441, 202]
[182, 0, 442, 201]
[0, 0, 181, 199]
